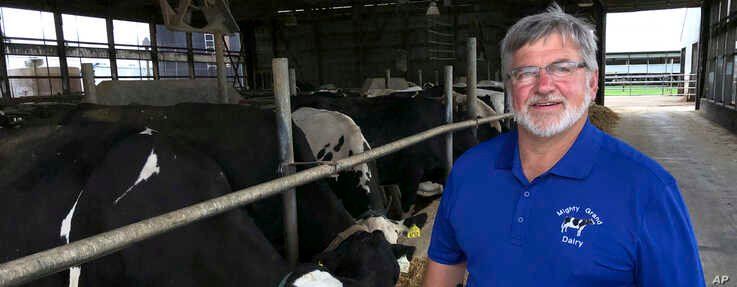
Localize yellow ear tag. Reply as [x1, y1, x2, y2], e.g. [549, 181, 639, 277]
[407, 224, 421, 238]
[318, 261, 324, 267]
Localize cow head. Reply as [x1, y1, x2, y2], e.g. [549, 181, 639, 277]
[314, 230, 415, 287]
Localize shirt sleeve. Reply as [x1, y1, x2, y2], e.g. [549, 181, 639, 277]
[636, 181, 705, 286]
[428, 170, 467, 265]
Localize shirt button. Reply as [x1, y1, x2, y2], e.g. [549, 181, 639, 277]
[523, 191, 530, 197]
[517, 217, 524, 223]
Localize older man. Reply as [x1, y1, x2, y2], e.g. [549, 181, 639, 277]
[423, 4, 705, 287]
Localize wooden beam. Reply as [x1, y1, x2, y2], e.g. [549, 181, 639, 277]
[54, 11, 71, 95]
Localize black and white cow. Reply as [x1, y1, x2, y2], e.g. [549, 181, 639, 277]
[292, 95, 489, 213]
[561, 217, 595, 237]
[0, 122, 138, 286]
[61, 103, 420, 261]
[1, 121, 414, 286]
[292, 107, 385, 219]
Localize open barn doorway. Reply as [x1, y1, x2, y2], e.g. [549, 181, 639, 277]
[604, 7, 701, 112]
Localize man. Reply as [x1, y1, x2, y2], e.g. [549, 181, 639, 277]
[423, 4, 705, 287]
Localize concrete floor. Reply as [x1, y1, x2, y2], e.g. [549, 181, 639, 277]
[607, 95, 737, 284]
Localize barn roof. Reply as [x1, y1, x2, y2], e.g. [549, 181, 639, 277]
[0, 0, 703, 24]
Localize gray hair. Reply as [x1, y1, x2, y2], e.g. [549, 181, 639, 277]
[500, 3, 598, 78]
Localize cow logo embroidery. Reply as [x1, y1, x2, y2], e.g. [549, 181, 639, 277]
[555, 206, 604, 248]
[561, 217, 593, 237]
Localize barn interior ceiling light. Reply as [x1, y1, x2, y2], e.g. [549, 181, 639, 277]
[577, 0, 594, 7]
[426, 1, 440, 16]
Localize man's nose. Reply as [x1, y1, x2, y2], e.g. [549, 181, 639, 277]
[534, 69, 555, 94]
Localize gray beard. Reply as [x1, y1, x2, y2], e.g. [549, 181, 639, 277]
[512, 90, 592, 138]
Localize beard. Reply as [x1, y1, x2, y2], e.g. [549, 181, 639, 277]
[512, 85, 592, 138]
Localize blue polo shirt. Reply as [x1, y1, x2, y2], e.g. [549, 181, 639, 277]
[428, 120, 705, 286]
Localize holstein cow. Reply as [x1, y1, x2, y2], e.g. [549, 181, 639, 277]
[0, 121, 414, 286]
[292, 107, 385, 219]
[61, 103, 420, 261]
[70, 131, 413, 286]
[0, 123, 138, 287]
[293, 93, 497, 213]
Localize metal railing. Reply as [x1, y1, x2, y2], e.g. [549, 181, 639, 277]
[604, 73, 697, 98]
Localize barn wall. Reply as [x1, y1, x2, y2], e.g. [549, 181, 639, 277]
[700, 99, 737, 133]
[248, 2, 553, 89]
[697, 0, 737, 133]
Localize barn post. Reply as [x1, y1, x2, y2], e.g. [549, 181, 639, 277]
[81, 63, 96, 103]
[467, 37, 478, 138]
[445, 65, 454, 175]
[273, 58, 298, 267]
[106, 17, 119, 80]
[418, 69, 423, 86]
[385, 68, 391, 89]
[289, 68, 297, 96]
[215, 32, 228, 103]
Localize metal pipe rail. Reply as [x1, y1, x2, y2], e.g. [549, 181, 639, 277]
[0, 113, 513, 286]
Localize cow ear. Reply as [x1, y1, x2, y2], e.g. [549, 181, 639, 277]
[391, 244, 416, 261]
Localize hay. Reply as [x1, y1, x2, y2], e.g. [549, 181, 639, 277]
[588, 104, 620, 133]
[396, 257, 429, 287]
[396, 257, 468, 287]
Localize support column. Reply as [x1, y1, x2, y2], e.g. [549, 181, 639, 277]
[289, 68, 297, 95]
[186, 32, 195, 79]
[595, 1, 606, 105]
[444, 65, 454, 175]
[418, 69, 423, 86]
[696, 0, 712, 109]
[54, 12, 70, 95]
[82, 63, 96, 103]
[149, 23, 160, 80]
[272, 58, 298, 268]
[467, 37, 477, 138]
[215, 32, 228, 103]
[241, 21, 257, 90]
[0, 16, 11, 99]
[385, 68, 391, 89]
[106, 17, 118, 80]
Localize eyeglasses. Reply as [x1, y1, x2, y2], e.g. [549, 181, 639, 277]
[508, 61, 586, 85]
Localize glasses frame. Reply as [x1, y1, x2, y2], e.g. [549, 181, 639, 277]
[507, 60, 587, 86]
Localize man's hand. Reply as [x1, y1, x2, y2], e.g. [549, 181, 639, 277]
[422, 259, 467, 287]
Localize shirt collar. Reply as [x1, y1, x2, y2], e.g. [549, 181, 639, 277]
[495, 119, 603, 181]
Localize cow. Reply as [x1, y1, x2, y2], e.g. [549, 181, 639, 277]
[0, 120, 414, 286]
[292, 94, 492, 213]
[292, 107, 385, 219]
[60, 103, 423, 261]
[70, 131, 414, 286]
[561, 217, 595, 237]
[0, 122, 140, 286]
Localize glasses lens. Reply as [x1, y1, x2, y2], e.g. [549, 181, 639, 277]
[548, 62, 579, 77]
[512, 67, 539, 84]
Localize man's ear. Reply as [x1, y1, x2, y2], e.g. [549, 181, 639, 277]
[589, 69, 599, 99]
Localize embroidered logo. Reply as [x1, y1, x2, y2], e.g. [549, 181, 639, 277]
[555, 206, 604, 248]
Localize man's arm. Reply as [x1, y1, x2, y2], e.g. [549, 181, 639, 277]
[422, 260, 466, 287]
[636, 182, 705, 286]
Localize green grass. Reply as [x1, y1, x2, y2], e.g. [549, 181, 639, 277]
[605, 85, 680, 96]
